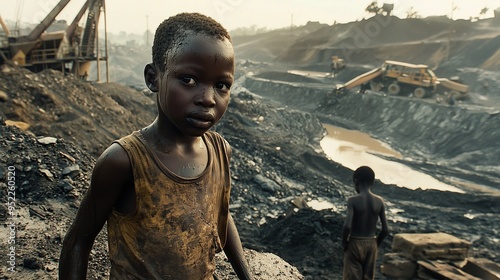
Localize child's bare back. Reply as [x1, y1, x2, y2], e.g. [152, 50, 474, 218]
[347, 192, 385, 238]
[342, 166, 389, 279]
[343, 166, 388, 247]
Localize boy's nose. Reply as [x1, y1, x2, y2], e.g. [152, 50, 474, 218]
[196, 86, 216, 107]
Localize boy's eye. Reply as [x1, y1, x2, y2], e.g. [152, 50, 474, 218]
[180, 77, 196, 85]
[215, 83, 231, 91]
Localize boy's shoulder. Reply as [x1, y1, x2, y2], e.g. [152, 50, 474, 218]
[97, 142, 131, 170]
[346, 195, 359, 205]
[205, 130, 226, 140]
[369, 193, 386, 209]
[205, 130, 222, 139]
[372, 192, 385, 202]
[115, 130, 141, 144]
[89, 143, 132, 193]
[205, 130, 231, 150]
[94, 131, 139, 172]
[348, 192, 384, 202]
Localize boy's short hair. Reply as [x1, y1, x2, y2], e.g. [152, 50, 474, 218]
[152, 12, 231, 73]
[353, 166, 375, 185]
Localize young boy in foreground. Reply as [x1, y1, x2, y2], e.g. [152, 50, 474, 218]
[342, 166, 389, 280]
[59, 13, 253, 280]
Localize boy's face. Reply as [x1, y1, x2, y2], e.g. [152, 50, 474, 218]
[157, 34, 234, 136]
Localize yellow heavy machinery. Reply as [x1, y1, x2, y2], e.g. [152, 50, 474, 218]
[0, 0, 108, 81]
[336, 60, 469, 100]
[330, 55, 345, 76]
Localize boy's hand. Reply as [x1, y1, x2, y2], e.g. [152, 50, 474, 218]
[342, 241, 348, 252]
[224, 214, 253, 280]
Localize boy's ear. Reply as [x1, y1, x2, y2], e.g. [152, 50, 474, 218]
[144, 63, 159, 92]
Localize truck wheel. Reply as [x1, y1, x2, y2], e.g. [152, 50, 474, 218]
[370, 81, 383, 92]
[414, 87, 427, 98]
[387, 83, 400, 95]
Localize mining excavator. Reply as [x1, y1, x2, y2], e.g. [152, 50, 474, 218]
[0, 0, 108, 81]
[336, 60, 469, 100]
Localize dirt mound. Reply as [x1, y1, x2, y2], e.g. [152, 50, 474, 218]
[215, 249, 304, 280]
[0, 65, 156, 157]
[90, 45, 151, 86]
[258, 208, 346, 279]
[231, 22, 327, 62]
[0, 124, 109, 279]
[232, 16, 500, 73]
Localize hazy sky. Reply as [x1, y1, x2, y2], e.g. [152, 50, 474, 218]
[1, 0, 499, 34]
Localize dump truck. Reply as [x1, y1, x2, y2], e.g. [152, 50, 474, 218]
[336, 60, 469, 100]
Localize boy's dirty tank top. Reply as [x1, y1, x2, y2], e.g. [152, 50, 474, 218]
[107, 130, 231, 280]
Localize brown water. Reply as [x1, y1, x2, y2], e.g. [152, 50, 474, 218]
[320, 124, 464, 193]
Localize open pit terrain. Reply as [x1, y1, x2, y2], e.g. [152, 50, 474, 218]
[1, 14, 500, 279]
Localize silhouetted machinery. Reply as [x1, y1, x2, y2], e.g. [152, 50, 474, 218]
[0, 0, 108, 81]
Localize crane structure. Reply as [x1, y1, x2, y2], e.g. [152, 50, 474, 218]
[0, 0, 108, 81]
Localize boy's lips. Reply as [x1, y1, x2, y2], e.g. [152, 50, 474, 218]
[187, 112, 215, 128]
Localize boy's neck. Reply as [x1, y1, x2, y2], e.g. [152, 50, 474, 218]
[357, 184, 372, 193]
[143, 118, 203, 150]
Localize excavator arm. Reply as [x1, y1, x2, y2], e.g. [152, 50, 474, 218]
[337, 67, 383, 92]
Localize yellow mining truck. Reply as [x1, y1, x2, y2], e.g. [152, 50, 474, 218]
[336, 60, 469, 100]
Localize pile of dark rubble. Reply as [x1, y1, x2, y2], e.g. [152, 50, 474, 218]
[0, 64, 156, 158]
[0, 123, 305, 279]
[0, 123, 110, 279]
[0, 124, 94, 205]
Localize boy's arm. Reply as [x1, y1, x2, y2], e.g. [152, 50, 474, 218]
[377, 200, 389, 247]
[59, 144, 131, 280]
[342, 199, 354, 251]
[223, 214, 253, 280]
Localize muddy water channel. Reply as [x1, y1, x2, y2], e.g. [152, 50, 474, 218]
[320, 124, 464, 193]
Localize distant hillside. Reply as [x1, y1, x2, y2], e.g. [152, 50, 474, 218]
[11, 16, 499, 86]
[231, 21, 328, 63]
[232, 15, 500, 73]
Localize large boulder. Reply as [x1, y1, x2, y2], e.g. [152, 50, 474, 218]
[215, 249, 304, 279]
[392, 232, 471, 261]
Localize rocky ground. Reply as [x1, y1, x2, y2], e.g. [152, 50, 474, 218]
[1, 14, 500, 280]
[1, 61, 499, 279]
[0, 64, 307, 279]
